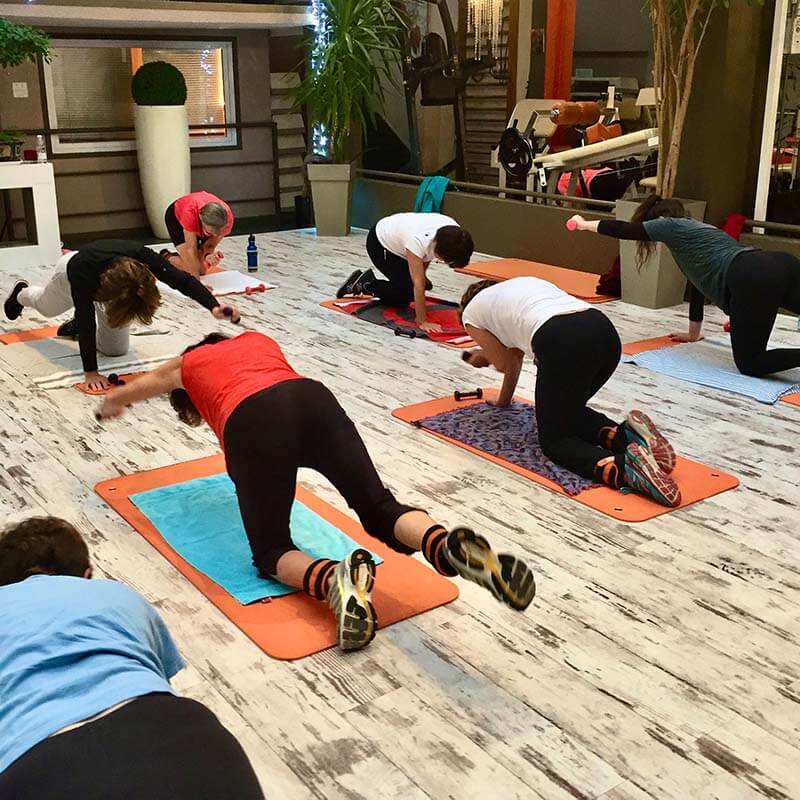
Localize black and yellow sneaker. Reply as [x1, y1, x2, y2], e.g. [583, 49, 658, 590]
[4, 281, 28, 321]
[327, 548, 377, 651]
[443, 527, 536, 611]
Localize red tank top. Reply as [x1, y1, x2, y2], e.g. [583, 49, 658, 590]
[181, 332, 302, 444]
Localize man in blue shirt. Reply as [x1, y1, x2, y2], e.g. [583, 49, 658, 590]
[0, 516, 264, 799]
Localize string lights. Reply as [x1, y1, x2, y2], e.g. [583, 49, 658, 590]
[467, 0, 503, 58]
[310, 0, 331, 157]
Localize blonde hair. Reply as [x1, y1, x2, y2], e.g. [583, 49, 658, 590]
[95, 257, 161, 329]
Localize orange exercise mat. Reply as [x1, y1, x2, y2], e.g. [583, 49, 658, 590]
[456, 259, 615, 304]
[96, 454, 458, 660]
[622, 335, 800, 408]
[392, 390, 738, 523]
[0, 325, 60, 345]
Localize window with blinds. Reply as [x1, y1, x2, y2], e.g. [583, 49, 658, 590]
[43, 39, 237, 153]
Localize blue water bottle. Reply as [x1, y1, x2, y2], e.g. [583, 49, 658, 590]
[246, 234, 258, 272]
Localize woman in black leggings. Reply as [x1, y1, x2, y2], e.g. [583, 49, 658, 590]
[460, 277, 681, 507]
[568, 195, 800, 377]
[98, 331, 535, 651]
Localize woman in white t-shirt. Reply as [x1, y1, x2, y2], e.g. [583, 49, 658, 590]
[460, 277, 681, 507]
[337, 212, 474, 333]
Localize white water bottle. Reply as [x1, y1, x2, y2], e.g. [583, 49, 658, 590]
[35, 135, 47, 163]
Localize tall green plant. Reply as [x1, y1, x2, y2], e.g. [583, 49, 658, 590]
[647, 0, 763, 197]
[290, 0, 406, 163]
[0, 18, 50, 69]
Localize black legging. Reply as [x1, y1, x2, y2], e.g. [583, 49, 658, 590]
[533, 309, 623, 479]
[0, 694, 264, 800]
[223, 378, 416, 576]
[726, 250, 800, 376]
[365, 225, 416, 307]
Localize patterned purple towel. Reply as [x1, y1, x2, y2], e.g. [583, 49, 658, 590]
[419, 401, 598, 496]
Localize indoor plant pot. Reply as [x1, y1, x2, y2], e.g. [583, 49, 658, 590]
[0, 133, 23, 162]
[290, 0, 405, 237]
[132, 61, 190, 239]
[307, 163, 352, 236]
[616, 197, 707, 309]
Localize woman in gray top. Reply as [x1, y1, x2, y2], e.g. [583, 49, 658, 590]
[568, 195, 800, 377]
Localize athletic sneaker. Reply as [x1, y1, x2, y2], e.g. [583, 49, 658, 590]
[4, 281, 28, 320]
[443, 527, 536, 611]
[327, 548, 377, 651]
[351, 269, 375, 296]
[57, 318, 78, 339]
[624, 443, 681, 507]
[337, 269, 366, 298]
[625, 410, 676, 474]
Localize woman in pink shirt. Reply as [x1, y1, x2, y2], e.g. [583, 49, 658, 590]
[163, 191, 234, 277]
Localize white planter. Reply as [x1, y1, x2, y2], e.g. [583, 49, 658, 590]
[617, 197, 707, 309]
[134, 105, 191, 238]
[308, 163, 352, 236]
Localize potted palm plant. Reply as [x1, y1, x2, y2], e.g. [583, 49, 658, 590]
[619, 0, 761, 308]
[0, 19, 50, 160]
[132, 61, 190, 238]
[290, 0, 406, 236]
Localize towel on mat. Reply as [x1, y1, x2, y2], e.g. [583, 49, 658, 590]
[131, 473, 381, 604]
[419, 402, 598, 495]
[622, 337, 800, 404]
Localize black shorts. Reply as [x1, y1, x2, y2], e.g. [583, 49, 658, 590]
[164, 202, 206, 249]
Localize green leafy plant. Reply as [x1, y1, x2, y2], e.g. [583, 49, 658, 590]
[0, 129, 23, 144]
[290, 0, 406, 163]
[131, 61, 187, 106]
[0, 18, 50, 69]
[648, 0, 763, 196]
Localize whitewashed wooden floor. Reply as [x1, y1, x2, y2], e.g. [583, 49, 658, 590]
[2, 230, 800, 800]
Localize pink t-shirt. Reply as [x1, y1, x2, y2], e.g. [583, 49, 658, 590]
[174, 191, 233, 237]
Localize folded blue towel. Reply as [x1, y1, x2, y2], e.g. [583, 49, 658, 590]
[623, 338, 800, 404]
[131, 473, 380, 604]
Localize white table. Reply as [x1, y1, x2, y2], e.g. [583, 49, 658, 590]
[0, 161, 61, 269]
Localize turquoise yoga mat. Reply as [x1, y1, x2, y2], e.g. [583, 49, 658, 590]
[130, 473, 380, 605]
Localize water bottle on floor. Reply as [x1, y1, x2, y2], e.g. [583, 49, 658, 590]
[247, 234, 258, 272]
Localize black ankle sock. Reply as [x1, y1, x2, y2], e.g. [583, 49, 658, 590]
[302, 558, 338, 601]
[421, 525, 458, 576]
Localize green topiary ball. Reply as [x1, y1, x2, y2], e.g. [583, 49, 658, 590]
[131, 61, 187, 106]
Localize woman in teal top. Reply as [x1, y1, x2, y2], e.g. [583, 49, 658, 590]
[568, 195, 800, 377]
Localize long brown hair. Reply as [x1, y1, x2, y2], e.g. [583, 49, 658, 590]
[631, 195, 687, 270]
[458, 279, 495, 322]
[95, 257, 161, 328]
[169, 333, 230, 426]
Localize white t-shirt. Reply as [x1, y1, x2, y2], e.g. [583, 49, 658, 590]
[461, 276, 590, 356]
[375, 212, 458, 262]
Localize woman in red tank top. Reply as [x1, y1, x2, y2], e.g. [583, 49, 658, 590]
[98, 332, 535, 651]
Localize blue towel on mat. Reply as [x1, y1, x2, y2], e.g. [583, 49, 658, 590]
[130, 473, 380, 605]
[622, 337, 800, 404]
[414, 176, 450, 212]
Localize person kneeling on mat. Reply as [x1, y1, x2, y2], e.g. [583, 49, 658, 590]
[3, 240, 240, 391]
[161, 191, 234, 277]
[0, 517, 265, 799]
[337, 212, 474, 334]
[98, 331, 536, 651]
[459, 277, 681, 507]
[567, 196, 800, 377]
